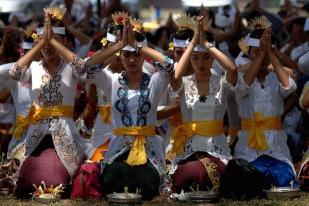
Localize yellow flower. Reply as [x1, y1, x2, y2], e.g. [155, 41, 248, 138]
[31, 33, 39, 42]
[168, 42, 174, 51]
[101, 38, 107, 46]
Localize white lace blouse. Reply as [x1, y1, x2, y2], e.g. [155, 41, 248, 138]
[231, 72, 297, 172]
[173, 71, 232, 165]
[86, 66, 113, 159]
[8, 57, 88, 177]
[0, 62, 33, 157]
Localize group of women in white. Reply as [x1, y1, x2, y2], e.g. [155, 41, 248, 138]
[0, 6, 308, 199]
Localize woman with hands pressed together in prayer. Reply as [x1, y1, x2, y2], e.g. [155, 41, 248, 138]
[169, 16, 237, 193]
[84, 18, 174, 200]
[10, 9, 89, 197]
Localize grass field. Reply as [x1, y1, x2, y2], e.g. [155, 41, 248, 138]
[1, 192, 309, 206]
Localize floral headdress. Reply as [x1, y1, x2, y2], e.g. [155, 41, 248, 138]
[101, 11, 130, 46]
[170, 13, 195, 50]
[248, 16, 272, 31]
[25, 22, 39, 42]
[238, 36, 249, 54]
[112, 11, 129, 25]
[44, 6, 66, 20]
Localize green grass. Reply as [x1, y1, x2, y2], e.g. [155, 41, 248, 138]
[1, 193, 309, 206]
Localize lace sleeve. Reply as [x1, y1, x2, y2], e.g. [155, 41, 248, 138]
[154, 55, 174, 74]
[70, 55, 103, 80]
[233, 72, 250, 100]
[8, 63, 28, 81]
[69, 56, 86, 76]
[279, 76, 297, 98]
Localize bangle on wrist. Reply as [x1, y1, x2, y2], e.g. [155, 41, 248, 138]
[205, 42, 215, 50]
[136, 41, 143, 54]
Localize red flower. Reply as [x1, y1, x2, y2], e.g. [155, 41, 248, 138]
[116, 17, 124, 25]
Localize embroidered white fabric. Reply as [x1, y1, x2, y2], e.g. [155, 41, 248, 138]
[92, 64, 173, 176]
[171, 72, 232, 173]
[229, 72, 297, 174]
[0, 62, 32, 158]
[8, 59, 88, 177]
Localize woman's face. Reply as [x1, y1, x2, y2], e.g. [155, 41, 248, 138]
[249, 47, 270, 71]
[109, 53, 124, 72]
[40, 34, 64, 60]
[121, 50, 144, 73]
[190, 51, 214, 73]
[173, 47, 186, 62]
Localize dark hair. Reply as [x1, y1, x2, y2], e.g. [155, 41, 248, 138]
[249, 28, 275, 44]
[204, 31, 215, 43]
[23, 34, 35, 44]
[135, 31, 145, 42]
[170, 29, 214, 45]
[286, 17, 306, 33]
[153, 26, 171, 45]
[245, 10, 263, 23]
[171, 28, 194, 41]
[107, 24, 124, 35]
[64, 31, 76, 47]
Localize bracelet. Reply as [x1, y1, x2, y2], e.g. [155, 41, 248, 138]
[205, 42, 215, 50]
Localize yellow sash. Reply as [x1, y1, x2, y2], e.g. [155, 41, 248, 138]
[113, 126, 156, 166]
[241, 112, 282, 151]
[13, 104, 73, 139]
[98, 105, 111, 124]
[170, 120, 224, 155]
[12, 104, 36, 139]
[13, 115, 30, 139]
[31, 105, 74, 122]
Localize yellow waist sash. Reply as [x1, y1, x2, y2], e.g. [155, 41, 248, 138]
[241, 112, 282, 151]
[13, 104, 36, 139]
[32, 105, 74, 122]
[113, 126, 156, 166]
[170, 120, 224, 155]
[98, 105, 111, 124]
[13, 115, 30, 139]
[13, 105, 73, 139]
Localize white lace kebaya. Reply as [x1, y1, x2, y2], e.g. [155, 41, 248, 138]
[172, 70, 232, 170]
[8, 56, 88, 177]
[230, 72, 297, 172]
[0, 62, 32, 159]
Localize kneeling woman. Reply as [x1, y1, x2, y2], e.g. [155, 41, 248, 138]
[229, 22, 297, 195]
[85, 19, 174, 199]
[170, 16, 237, 193]
[10, 10, 87, 196]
